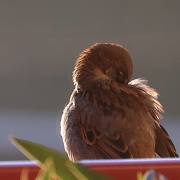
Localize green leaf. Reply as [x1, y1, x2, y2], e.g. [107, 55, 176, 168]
[11, 137, 107, 180]
[137, 172, 145, 180]
[36, 159, 60, 180]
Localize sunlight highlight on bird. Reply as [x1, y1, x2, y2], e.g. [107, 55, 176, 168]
[61, 43, 178, 161]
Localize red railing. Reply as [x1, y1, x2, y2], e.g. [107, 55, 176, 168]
[0, 159, 180, 180]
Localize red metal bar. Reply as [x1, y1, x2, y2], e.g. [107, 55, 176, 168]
[0, 159, 180, 180]
[0, 161, 38, 180]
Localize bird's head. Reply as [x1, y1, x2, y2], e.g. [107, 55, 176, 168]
[73, 43, 133, 90]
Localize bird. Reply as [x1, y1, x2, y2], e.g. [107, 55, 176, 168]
[60, 43, 178, 161]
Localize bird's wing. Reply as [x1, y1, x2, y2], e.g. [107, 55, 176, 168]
[155, 121, 178, 157]
[80, 125, 132, 159]
[76, 94, 132, 159]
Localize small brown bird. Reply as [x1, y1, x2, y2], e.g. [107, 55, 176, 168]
[60, 43, 178, 161]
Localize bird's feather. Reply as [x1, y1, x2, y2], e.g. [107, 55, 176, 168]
[155, 121, 178, 157]
[61, 43, 178, 161]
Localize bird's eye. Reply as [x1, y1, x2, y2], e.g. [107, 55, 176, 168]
[119, 71, 124, 79]
[117, 71, 125, 83]
[119, 71, 123, 76]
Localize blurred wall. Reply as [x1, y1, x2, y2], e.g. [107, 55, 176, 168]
[0, 0, 180, 160]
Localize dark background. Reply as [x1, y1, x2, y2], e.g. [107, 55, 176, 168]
[0, 0, 180, 160]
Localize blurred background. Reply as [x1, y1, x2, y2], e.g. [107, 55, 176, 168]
[0, 0, 180, 160]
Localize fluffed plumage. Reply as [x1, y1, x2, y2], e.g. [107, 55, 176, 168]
[60, 43, 178, 161]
